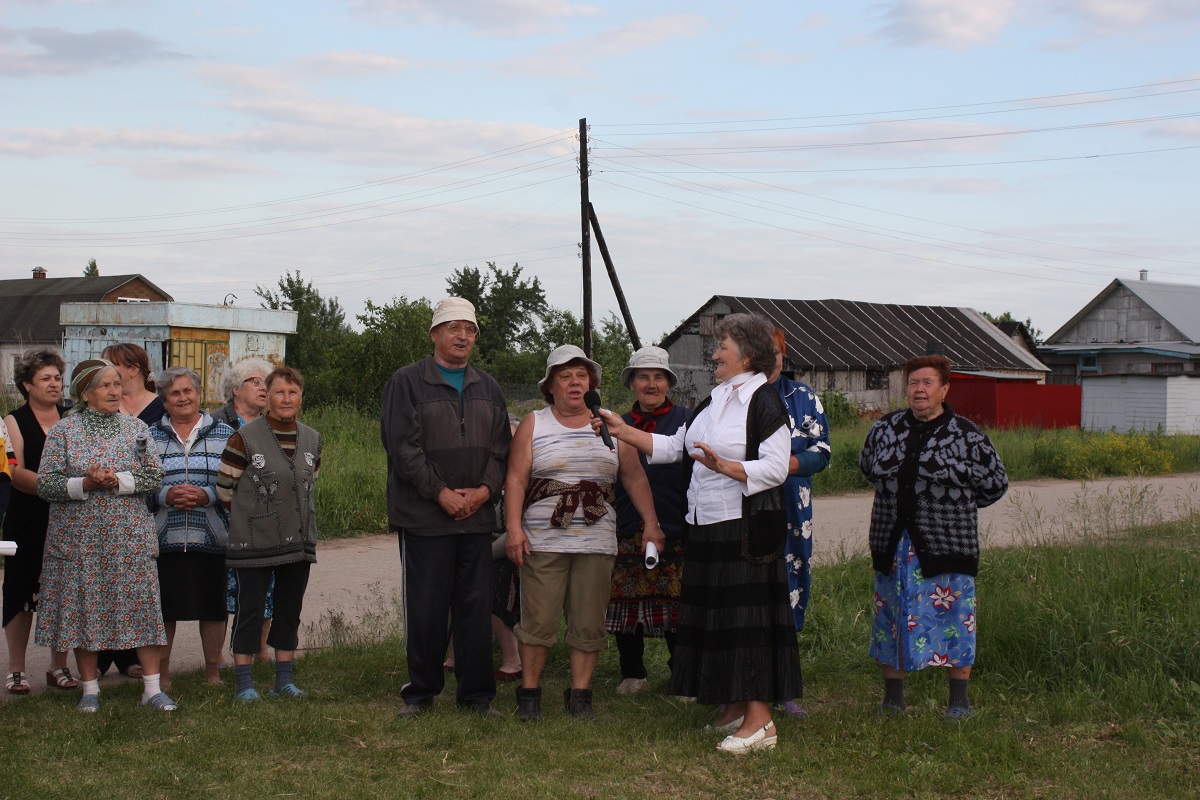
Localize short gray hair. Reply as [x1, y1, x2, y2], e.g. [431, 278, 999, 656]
[713, 313, 777, 376]
[222, 357, 274, 402]
[156, 366, 201, 401]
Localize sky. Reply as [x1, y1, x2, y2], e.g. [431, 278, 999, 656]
[2, 0, 1198, 344]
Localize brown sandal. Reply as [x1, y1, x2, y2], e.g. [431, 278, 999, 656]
[46, 667, 79, 689]
[6, 672, 31, 694]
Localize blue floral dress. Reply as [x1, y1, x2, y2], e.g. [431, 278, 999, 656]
[34, 409, 166, 651]
[775, 377, 831, 631]
[870, 531, 976, 671]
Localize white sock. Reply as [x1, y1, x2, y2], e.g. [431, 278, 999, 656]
[142, 672, 162, 700]
[82, 679, 100, 696]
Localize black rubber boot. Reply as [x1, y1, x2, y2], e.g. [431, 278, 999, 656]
[516, 686, 542, 722]
[563, 688, 596, 721]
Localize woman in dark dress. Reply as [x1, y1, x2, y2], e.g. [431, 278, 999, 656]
[3, 347, 76, 694]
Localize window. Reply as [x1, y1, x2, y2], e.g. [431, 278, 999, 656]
[116, 297, 150, 303]
[1151, 362, 1184, 375]
[866, 369, 888, 391]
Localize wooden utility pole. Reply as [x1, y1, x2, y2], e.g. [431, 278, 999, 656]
[579, 118, 593, 356]
[588, 203, 641, 351]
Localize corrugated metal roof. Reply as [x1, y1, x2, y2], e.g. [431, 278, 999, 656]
[0, 275, 173, 343]
[1120, 279, 1200, 342]
[1046, 278, 1200, 345]
[661, 295, 1047, 373]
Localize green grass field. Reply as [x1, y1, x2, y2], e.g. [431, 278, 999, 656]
[2, 508, 1197, 799]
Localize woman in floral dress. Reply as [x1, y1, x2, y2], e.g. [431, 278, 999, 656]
[34, 359, 175, 713]
[858, 354, 1007, 719]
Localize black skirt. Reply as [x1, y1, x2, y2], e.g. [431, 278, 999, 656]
[157, 551, 228, 622]
[667, 518, 801, 705]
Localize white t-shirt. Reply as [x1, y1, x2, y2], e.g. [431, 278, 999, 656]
[522, 407, 620, 555]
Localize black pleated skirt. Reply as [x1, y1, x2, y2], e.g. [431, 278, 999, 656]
[157, 551, 228, 622]
[667, 518, 801, 705]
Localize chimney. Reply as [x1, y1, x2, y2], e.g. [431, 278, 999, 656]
[1139, 269, 1149, 281]
[32, 267, 46, 279]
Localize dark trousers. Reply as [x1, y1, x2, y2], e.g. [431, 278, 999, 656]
[230, 561, 311, 654]
[615, 628, 677, 680]
[399, 531, 495, 707]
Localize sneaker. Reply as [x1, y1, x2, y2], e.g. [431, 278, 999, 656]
[563, 688, 596, 721]
[945, 705, 975, 720]
[77, 694, 100, 713]
[615, 677, 648, 695]
[396, 702, 430, 719]
[515, 687, 542, 722]
[236, 688, 263, 704]
[267, 683, 308, 699]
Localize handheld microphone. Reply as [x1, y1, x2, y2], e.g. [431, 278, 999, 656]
[583, 390, 615, 451]
[644, 541, 659, 570]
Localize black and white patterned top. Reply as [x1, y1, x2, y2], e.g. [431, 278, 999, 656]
[858, 404, 1007, 578]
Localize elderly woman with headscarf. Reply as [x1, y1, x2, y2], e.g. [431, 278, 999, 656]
[3, 348, 77, 694]
[505, 345, 665, 721]
[217, 366, 322, 703]
[34, 359, 173, 712]
[859, 354, 1007, 718]
[603, 346, 690, 695]
[210, 355, 275, 662]
[147, 366, 236, 688]
[596, 313, 795, 753]
[97, 342, 165, 678]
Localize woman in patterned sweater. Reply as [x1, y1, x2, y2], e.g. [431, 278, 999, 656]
[858, 354, 1008, 719]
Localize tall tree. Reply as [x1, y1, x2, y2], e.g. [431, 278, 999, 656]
[351, 296, 434, 405]
[446, 262, 548, 360]
[255, 271, 353, 404]
[82, 258, 99, 277]
[984, 310, 1044, 345]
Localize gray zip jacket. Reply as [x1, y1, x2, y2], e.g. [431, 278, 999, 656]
[380, 355, 510, 536]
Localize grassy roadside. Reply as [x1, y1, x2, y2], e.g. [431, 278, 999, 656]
[307, 405, 1200, 537]
[3, 509, 1197, 799]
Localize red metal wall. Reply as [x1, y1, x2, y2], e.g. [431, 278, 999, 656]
[950, 378, 1081, 429]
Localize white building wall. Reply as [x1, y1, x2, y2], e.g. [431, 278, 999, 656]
[1164, 376, 1200, 434]
[1081, 375, 1168, 432]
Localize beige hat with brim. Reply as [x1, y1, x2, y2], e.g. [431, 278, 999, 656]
[621, 346, 677, 389]
[429, 297, 479, 332]
[537, 344, 602, 401]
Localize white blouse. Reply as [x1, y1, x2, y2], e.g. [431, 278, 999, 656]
[647, 372, 789, 525]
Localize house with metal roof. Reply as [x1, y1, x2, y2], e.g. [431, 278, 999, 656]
[0, 269, 173, 390]
[659, 295, 1049, 410]
[1040, 274, 1200, 385]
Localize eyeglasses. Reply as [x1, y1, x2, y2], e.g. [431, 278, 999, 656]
[444, 322, 479, 337]
[242, 377, 266, 387]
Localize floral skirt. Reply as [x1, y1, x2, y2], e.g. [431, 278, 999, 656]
[870, 531, 976, 671]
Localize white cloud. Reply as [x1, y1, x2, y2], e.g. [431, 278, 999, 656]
[878, 0, 1017, 48]
[346, 0, 597, 35]
[504, 14, 707, 76]
[0, 25, 187, 76]
[877, 0, 1200, 48]
[296, 51, 411, 78]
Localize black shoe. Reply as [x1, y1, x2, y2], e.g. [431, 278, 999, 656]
[563, 688, 596, 721]
[516, 687, 542, 722]
[396, 702, 430, 719]
[460, 702, 505, 719]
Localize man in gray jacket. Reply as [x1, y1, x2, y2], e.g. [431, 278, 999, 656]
[381, 297, 511, 717]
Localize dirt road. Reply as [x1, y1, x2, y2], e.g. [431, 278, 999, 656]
[3, 472, 1197, 698]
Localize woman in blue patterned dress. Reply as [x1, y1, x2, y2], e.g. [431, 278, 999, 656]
[768, 328, 831, 718]
[858, 355, 1007, 719]
[34, 359, 174, 713]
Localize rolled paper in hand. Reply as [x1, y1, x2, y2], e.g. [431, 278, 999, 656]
[0, 541, 17, 557]
[644, 541, 659, 570]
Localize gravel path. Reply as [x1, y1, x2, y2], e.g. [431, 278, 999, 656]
[4, 472, 1197, 698]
